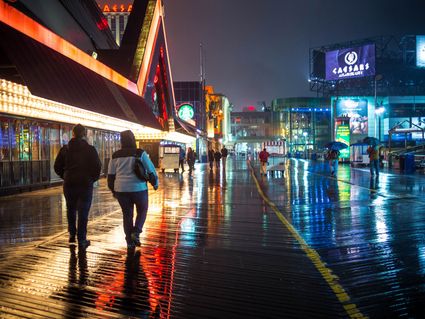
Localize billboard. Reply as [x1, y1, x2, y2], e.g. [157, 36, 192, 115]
[416, 36, 425, 68]
[335, 124, 350, 159]
[336, 99, 368, 134]
[326, 44, 375, 80]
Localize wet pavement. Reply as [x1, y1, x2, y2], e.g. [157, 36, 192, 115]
[0, 159, 424, 318]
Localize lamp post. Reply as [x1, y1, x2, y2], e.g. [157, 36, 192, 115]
[374, 74, 383, 139]
[375, 106, 385, 141]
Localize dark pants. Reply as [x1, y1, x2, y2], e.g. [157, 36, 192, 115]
[209, 160, 214, 169]
[115, 191, 149, 244]
[179, 159, 185, 172]
[370, 159, 379, 175]
[63, 184, 93, 241]
[188, 161, 195, 173]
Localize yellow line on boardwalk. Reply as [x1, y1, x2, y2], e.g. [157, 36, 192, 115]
[248, 163, 367, 319]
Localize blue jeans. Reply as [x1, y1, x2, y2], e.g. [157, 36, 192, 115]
[63, 184, 93, 241]
[329, 160, 338, 175]
[115, 191, 149, 244]
[370, 159, 379, 175]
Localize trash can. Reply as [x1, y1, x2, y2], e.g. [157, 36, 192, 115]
[201, 155, 207, 163]
[405, 153, 415, 173]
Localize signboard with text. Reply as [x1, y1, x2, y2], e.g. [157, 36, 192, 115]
[335, 124, 350, 159]
[336, 99, 368, 134]
[326, 44, 375, 80]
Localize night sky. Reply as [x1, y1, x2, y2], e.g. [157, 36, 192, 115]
[99, 0, 425, 110]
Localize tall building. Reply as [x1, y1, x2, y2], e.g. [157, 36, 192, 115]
[98, 2, 132, 46]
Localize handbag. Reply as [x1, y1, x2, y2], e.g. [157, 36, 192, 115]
[134, 149, 158, 189]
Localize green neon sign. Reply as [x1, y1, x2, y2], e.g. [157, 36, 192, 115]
[336, 124, 350, 159]
[178, 104, 194, 120]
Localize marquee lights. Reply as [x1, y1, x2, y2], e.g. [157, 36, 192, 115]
[0, 79, 160, 134]
[0, 79, 194, 144]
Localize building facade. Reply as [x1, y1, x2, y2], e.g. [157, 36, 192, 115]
[230, 109, 272, 156]
[0, 0, 191, 194]
[271, 97, 331, 153]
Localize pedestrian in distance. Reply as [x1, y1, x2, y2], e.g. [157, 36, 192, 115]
[326, 149, 340, 176]
[259, 148, 270, 176]
[221, 146, 228, 169]
[54, 124, 101, 249]
[186, 147, 196, 174]
[107, 130, 158, 249]
[179, 147, 185, 173]
[208, 148, 215, 171]
[214, 149, 222, 168]
[367, 145, 379, 177]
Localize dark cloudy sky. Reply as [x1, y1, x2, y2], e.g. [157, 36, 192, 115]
[100, 0, 425, 110]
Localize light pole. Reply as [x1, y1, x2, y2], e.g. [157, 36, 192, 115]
[374, 74, 383, 139]
[375, 106, 385, 141]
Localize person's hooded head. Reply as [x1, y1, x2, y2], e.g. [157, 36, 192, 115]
[72, 124, 86, 139]
[120, 130, 137, 149]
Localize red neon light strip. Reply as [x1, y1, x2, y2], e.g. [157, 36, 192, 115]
[0, 1, 139, 95]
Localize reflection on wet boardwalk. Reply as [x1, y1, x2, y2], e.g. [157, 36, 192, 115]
[0, 159, 424, 318]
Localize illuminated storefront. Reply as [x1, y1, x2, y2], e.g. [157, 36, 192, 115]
[0, 0, 188, 194]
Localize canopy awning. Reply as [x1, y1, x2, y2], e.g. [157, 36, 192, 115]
[0, 15, 162, 130]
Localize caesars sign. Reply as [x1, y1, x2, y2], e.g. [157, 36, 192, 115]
[326, 44, 375, 80]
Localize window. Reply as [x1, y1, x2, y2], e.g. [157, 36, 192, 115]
[0, 117, 10, 161]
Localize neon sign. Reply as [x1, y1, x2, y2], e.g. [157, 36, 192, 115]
[178, 104, 194, 121]
[101, 4, 133, 13]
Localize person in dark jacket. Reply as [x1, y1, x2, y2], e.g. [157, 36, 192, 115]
[179, 147, 185, 173]
[107, 130, 158, 249]
[207, 148, 215, 170]
[214, 150, 222, 168]
[54, 124, 101, 249]
[186, 147, 196, 174]
[221, 146, 228, 168]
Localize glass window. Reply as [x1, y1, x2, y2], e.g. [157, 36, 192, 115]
[11, 119, 30, 161]
[49, 125, 61, 179]
[40, 124, 49, 161]
[30, 124, 40, 160]
[0, 117, 10, 161]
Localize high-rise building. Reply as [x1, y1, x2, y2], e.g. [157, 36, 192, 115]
[98, 3, 132, 45]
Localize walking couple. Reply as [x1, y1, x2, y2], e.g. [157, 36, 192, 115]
[55, 125, 158, 250]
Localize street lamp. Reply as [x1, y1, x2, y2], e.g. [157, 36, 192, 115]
[374, 74, 383, 139]
[375, 106, 385, 141]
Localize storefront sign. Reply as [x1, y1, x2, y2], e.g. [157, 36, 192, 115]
[177, 103, 194, 121]
[335, 124, 350, 159]
[336, 99, 368, 134]
[101, 4, 133, 12]
[326, 44, 375, 80]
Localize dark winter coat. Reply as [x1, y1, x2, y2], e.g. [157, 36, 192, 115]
[54, 138, 101, 187]
[208, 150, 215, 162]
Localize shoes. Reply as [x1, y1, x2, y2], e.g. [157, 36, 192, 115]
[69, 235, 76, 245]
[131, 233, 141, 247]
[78, 239, 91, 249]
